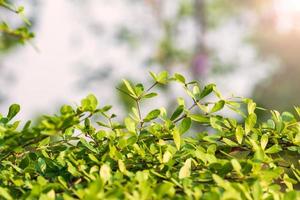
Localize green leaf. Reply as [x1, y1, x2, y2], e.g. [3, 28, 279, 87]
[245, 113, 257, 134]
[80, 138, 98, 153]
[179, 117, 191, 134]
[81, 94, 98, 112]
[200, 84, 214, 99]
[210, 100, 225, 113]
[231, 159, 242, 176]
[174, 73, 185, 84]
[124, 117, 136, 133]
[247, 99, 256, 115]
[222, 138, 238, 147]
[162, 151, 173, 163]
[170, 105, 184, 121]
[235, 126, 244, 144]
[144, 109, 161, 122]
[252, 181, 262, 200]
[118, 160, 127, 173]
[156, 71, 169, 84]
[173, 128, 181, 150]
[37, 158, 47, 174]
[260, 134, 268, 150]
[189, 114, 210, 123]
[179, 158, 191, 179]
[100, 164, 111, 183]
[149, 71, 157, 81]
[0, 187, 13, 200]
[143, 92, 157, 99]
[265, 144, 282, 154]
[123, 79, 137, 97]
[7, 104, 20, 121]
[193, 86, 201, 99]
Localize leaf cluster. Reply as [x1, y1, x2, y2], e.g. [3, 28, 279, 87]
[0, 71, 300, 199]
[0, 0, 34, 50]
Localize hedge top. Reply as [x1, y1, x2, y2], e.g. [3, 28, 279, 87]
[0, 71, 300, 200]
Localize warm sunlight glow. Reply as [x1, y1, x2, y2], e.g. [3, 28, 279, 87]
[273, 0, 300, 32]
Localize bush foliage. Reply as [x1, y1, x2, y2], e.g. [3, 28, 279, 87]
[0, 0, 33, 50]
[0, 71, 300, 199]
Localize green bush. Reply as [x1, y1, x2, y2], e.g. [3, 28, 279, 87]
[0, 71, 299, 199]
[0, 1, 33, 51]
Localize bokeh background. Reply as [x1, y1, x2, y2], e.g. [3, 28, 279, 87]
[0, 0, 300, 120]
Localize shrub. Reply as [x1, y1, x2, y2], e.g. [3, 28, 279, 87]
[0, 71, 299, 199]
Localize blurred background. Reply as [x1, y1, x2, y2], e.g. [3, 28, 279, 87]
[0, 0, 300, 119]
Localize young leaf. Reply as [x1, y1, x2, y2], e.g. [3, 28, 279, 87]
[170, 105, 184, 121]
[174, 73, 185, 84]
[173, 128, 181, 150]
[261, 134, 268, 150]
[162, 151, 173, 163]
[200, 84, 214, 99]
[123, 79, 137, 98]
[179, 117, 191, 134]
[210, 100, 225, 113]
[144, 109, 161, 122]
[156, 71, 169, 84]
[245, 113, 257, 134]
[7, 104, 20, 121]
[81, 94, 98, 112]
[143, 92, 157, 99]
[231, 159, 242, 176]
[100, 164, 111, 183]
[265, 144, 282, 154]
[247, 99, 256, 115]
[124, 117, 136, 133]
[235, 126, 244, 144]
[179, 158, 191, 179]
[80, 138, 98, 153]
[189, 114, 210, 123]
[149, 71, 157, 81]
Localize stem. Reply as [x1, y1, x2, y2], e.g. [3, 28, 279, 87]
[136, 100, 142, 121]
[146, 82, 158, 93]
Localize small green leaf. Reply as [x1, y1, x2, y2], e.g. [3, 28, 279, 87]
[100, 164, 111, 183]
[170, 105, 184, 121]
[7, 104, 20, 121]
[210, 100, 225, 113]
[156, 71, 169, 84]
[143, 92, 157, 99]
[245, 113, 257, 134]
[37, 158, 46, 174]
[174, 73, 185, 84]
[261, 134, 268, 150]
[123, 79, 137, 97]
[179, 117, 191, 134]
[124, 117, 136, 133]
[231, 159, 242, 176]
[247, 99, 256, 115]
[235, 126, 244, 144]
[0, 187, 13, 200]
[189, 114, 210, 123]
[222, 138, 238, 147]
[118, 160, 127, 173]
[173, 128, 181, 150]
[162, 151, 173, 163]
[193, 86, 201, 99]
[265, 144, 282, 154]
[80, 138, 98, 153]
[81, 94, 98, 112]
[200, 84, 214, 99]
[149, 71, 157, 81]
[144, 109, 161, 122]
[179, 158, 191, 179]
